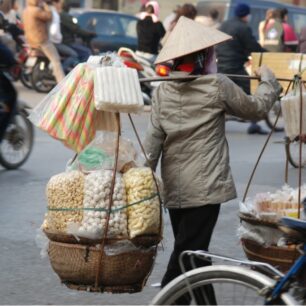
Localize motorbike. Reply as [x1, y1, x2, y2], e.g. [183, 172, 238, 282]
[118, 47, 163, 105]
[0, 69, 34, 170]
[25, 48, 58, 93]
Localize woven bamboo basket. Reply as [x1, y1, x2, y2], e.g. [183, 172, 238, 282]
[241, 238, 300, 273]
[48, 240, 156, 293]
[239, 213, 300, 273]
[44, 229, 161, 247]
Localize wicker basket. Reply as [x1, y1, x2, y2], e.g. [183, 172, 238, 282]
[44, 229, 161, 248]
[241, 238, 300, 273]
[48, 240, 156, 293]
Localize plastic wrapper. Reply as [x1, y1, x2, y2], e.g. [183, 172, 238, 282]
[67, 131, 138, 173]
[29, 63, 118, 153]
[240, 185, 306, 220]
[237, 223, 283, 246]
[123, 167, 161, 239]
[35, 227, 49, 258]
[281, 89, 306, 139]
[104, 240, 153, 256]
[44, 170, 85, 234]
[67, 170, 128, 239]
[94, 66, 144, 114]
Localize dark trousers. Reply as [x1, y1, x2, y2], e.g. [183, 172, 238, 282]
[161, 204, 221, 304]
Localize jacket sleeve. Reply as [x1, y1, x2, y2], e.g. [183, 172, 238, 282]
[144, 89, 166, 171]
[240, 25, 265, 54]
[217, 74, 282, 121]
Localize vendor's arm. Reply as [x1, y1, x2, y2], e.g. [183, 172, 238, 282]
[218, 66, 282, 121]
[144, 89, 166, 171]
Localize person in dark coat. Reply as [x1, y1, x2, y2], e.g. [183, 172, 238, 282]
[136, 1, 165, 62]
[60, 0, 95, 62]
[216, 3, 268, 135]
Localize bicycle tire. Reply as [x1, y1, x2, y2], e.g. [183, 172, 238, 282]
[0, 109, 34, 169]
[265, 100, 284, 132]
[151, 265, 296, 305]
[20, 68, 32, 89]
[285, 138, 306, 168]
[31, 61, 54, 93]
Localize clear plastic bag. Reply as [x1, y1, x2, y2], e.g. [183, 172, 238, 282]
[123, 167, 161, 239]
[281, 89, 306, 139]
[35, 227, 49, 258]
[44, 171, 85, 234]
[94, 67, 144, 114]
[67, 170, 128, 239]
[29, 63, 118, 153]
[68, 131, 138, 173]
[237, 223, 283, 246]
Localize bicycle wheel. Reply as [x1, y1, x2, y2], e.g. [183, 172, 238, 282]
[265, 100, 284, 132]
[151, 265, 296, 305]
[285, 137, 306, 168]
[0, 109, 34, 169]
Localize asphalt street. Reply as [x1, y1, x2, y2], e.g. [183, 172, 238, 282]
[0, 82, 305, 305]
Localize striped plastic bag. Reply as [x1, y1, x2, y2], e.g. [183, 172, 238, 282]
[29, 63, 117, 152]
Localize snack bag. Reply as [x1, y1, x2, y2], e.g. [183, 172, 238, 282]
[44, 171, 85, 234]
[281, 89, 306, 139]
[94, 66, 144, 114]
[68, 131, 138, 173]
[73, 170, 128, 239]
[123, 167, 161, 238]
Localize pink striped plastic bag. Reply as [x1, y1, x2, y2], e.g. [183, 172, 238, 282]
[29, 63, 117, 152]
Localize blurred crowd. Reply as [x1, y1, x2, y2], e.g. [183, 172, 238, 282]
[0, 0, 305, 133]
[0, 0, 95, 82]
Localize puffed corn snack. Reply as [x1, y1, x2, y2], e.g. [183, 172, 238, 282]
[123, 167, 160, 238]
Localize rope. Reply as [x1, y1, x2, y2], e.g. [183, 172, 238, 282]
[47, 193, 160, 213]
[242, 79, 293, 202]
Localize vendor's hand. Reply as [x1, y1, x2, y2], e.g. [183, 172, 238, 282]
[255, 65, 275, 82]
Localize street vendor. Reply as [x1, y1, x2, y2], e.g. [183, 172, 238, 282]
[144, 16, 282, 301]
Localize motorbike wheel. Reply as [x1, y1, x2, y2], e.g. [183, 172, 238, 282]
[265, 100, 284, 132]
[31, 61, 55, 93]
[20, 67, 33, 89]
[0, 108, 34, 170]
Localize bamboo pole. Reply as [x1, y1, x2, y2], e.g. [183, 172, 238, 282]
[139, 74, 306, 84]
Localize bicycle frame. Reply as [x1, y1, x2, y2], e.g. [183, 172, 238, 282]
[178, 246, 306, 304]
[269, 243, 306, 302]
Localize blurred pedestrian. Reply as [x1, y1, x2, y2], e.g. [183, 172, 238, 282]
[4, 0, 20, 24]
[258, 8, 274, 46]
[280, 8, 298, 52]
[262, 8, 285, 52]
[298, 26, 306, 53]
[163, 5, 181, 31]
[60, 0, 94, 62]
[216, 3, 268, 135]
[22, 0, 65, 82]
[161, 3, 197, 46]
[136, 1, 165, 62]
[49, 0, 78, 72]
[195, 8, 220, 28]
[145, 16, 282, 295]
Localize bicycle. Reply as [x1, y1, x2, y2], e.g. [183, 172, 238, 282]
[151, 217, 306, 305]
[285, 136, 306, 168]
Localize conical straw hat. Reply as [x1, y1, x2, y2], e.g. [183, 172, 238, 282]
[155, 16, 232, 64]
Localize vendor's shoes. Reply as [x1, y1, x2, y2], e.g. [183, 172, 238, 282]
[247, 124, 268, 135]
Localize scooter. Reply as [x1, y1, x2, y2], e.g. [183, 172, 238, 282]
[0, 68, 34, 169]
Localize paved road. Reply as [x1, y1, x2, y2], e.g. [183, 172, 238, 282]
[0, 83, 304, 305]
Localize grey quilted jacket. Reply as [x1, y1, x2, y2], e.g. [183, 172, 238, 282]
[144, 73, 282, 209]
